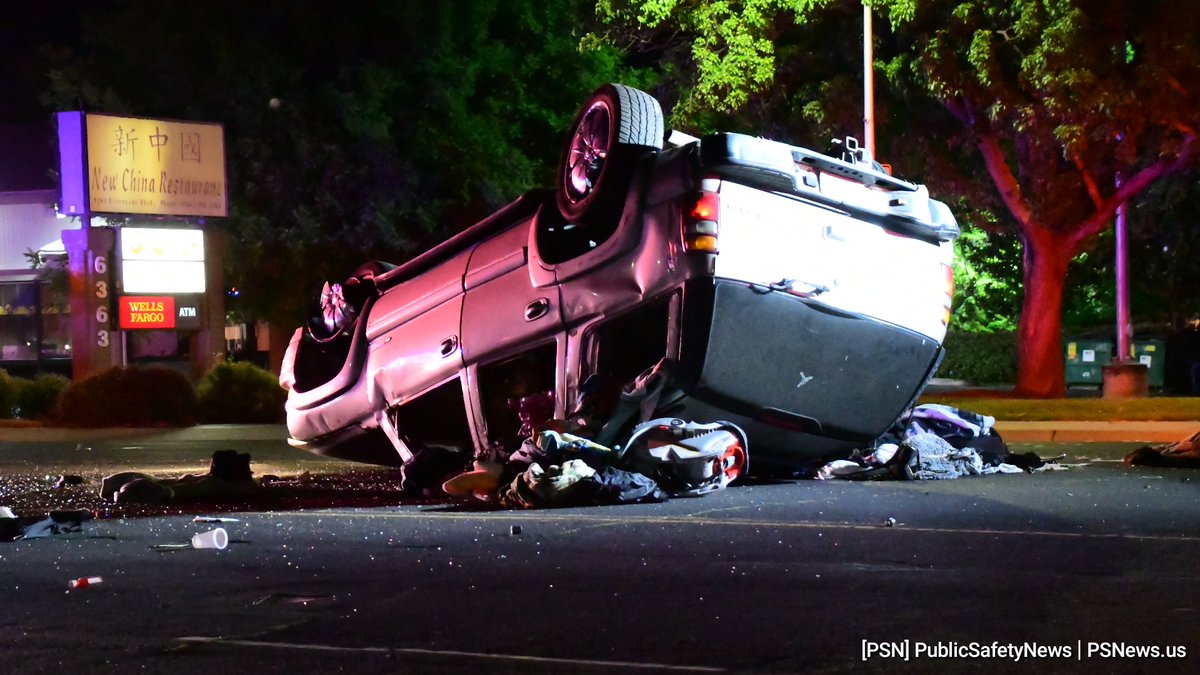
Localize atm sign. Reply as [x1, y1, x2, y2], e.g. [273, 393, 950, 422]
[119, 296, 176, 329]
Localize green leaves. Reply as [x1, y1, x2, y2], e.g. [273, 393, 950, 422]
[595, 0, 836, 121]
[37, 0, 648, 326]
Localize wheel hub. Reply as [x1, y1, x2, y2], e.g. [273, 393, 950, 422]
[565, 101, 611, 203]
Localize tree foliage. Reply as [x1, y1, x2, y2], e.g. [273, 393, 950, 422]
[38, 0, 640, 326]
[596, 0, 1200, 396]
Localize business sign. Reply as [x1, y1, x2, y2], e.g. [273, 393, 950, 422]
[56, 112, 227, 217]
[118, 296, 175, 329]
[120, 227, 205, 294]
[117, 294, 204, 330]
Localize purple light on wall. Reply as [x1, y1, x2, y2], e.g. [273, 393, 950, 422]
[56, 111, 87, 215]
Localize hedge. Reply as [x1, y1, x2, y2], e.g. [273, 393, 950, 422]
[937, 331, 1018, 385]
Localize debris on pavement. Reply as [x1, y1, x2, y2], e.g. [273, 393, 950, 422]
[190, 527, 228, 550]
[54, 475, 85, 489]
[813, 404, 1054, 481]
[101, 450, 262, 504]
[1, 508, 94, 542]
[1125, 430, 1200, 468]
[68, 576, 104, 590]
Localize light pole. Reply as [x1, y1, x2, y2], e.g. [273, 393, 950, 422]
[1102, 171, 1149, 398]
[863, 2, 875, 159]
[1115, 176, 1132, 362]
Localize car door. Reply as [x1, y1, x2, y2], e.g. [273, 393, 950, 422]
[364, 247, 471, 410]
[460, 219, 563, 366]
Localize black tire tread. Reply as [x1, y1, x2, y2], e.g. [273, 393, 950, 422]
[611, 84, 664, 149]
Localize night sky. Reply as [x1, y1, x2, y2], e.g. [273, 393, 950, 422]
[1, 2, 101, 124]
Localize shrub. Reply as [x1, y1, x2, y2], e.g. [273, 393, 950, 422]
[0, 369, 16, 419]
[196, 361, 286, 424]
[15, 373, 70, 420]
[937, 331, 1018, 385]
[55, 365, 197, 427]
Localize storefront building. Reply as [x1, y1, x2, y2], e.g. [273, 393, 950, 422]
[1, 114, 229, 381]
[0, 122, 72, 378]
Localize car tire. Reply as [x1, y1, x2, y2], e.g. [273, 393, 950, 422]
[556, 84, 664, 226]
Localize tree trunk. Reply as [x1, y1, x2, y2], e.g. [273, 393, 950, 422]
[1014, 228, 1074, 397]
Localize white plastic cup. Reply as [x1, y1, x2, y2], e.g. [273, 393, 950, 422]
[0, 507, 16, 519]
[191, 527, 229, 550]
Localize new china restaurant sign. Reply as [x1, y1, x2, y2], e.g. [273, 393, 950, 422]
[57, 112, 227, 218]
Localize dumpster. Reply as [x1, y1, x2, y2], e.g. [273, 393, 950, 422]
[1065, 340, 1112, 386]
[1132, 340, 1165, 388]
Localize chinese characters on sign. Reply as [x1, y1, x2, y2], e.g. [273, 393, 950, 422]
[83, 114, 227, 217]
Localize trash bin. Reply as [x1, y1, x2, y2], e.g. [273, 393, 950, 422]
[1132, 340, 1165, 388]
[1064, 339, 1112, 386]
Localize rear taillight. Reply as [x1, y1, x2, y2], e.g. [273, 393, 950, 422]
[684, 190, 720, 253]
[941, 263, 954, 326]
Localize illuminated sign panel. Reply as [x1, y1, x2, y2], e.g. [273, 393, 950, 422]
[117, 294, 203, 330]
[84, 114, 227, 217]
[120, 228, 205, 294]
[119, 296, 176, 330]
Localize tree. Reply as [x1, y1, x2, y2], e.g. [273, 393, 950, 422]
[37, 0, 642, 328]
[596, 0, 1200, 396]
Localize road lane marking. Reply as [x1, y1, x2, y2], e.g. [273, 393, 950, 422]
[175, 636, 724, 672]
[279, 510, 1200, 544]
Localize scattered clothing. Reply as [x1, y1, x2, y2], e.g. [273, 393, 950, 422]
[904, 433, 1023, 480]
[400, 445, 471, 496]
[899, 403, 995, 440]
[583, 466, 669, 505]
[1125, 430, 1200, 467]
[1, 509, 92, 542]
[100, 450, 262, 504]
[815, 403, 1043, 481]
[498, 460, 597, 509]
[816, 433, 1023, 481]
[497, 460, 669, 509]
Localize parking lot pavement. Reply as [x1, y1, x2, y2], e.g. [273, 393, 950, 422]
[2, 459, 1198, 674]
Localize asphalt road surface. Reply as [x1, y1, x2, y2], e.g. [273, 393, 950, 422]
[1, 435, 1198, 674]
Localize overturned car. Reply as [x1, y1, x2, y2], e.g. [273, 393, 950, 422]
[279, 84, 960, 477]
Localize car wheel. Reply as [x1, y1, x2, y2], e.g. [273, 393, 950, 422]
[307, 280, 355, 344]
[556, 84, 664, 225]
[306, 261, 395, 343]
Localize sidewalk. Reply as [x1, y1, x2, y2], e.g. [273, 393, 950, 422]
[2, 422, 1196, 445]
[0, 424, 289, 444]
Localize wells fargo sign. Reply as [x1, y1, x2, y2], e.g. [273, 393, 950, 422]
[57, 112, 227, 218]
[117, 295, 203, 330]
[118, 296, 176, 330]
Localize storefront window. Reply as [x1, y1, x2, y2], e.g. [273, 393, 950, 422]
[0, 281, 71, 364]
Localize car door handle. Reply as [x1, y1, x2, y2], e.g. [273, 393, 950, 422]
[439, 335, 458, 357]
[524, 298, 550, 322]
